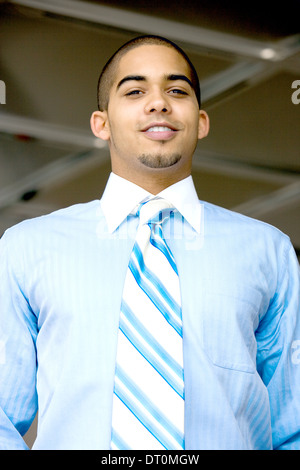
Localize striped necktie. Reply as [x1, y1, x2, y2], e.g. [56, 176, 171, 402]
[111, 197, 185, 450]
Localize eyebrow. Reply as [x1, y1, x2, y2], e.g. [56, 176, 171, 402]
[116, 75, 146, 90]
[166, 74, 193, 89]
[116, 73, 193, 90]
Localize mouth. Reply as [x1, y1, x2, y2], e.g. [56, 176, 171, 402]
[141, 122, 179, 141]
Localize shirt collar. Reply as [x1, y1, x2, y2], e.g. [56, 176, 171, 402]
[100, 172, 202, 234]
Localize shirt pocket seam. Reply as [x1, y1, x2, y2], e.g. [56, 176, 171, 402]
[201, 285, 261, 374]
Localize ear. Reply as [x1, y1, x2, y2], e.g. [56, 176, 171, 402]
[90, 110, 111, 141]
[198, 110, 210, 140]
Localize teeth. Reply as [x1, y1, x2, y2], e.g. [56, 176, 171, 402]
[147, 126, 172, 132]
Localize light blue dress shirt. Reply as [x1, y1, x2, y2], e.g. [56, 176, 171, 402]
[0, 173, 299, 450]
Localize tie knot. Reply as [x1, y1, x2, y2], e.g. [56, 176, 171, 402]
[137, 197, 174, 226]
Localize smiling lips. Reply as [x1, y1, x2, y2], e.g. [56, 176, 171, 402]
[141, 122, 178, 141]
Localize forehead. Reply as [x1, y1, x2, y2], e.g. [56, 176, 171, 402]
[114, 44, 191, 83]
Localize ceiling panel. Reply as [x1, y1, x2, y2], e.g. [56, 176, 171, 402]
[199, 70, 300, 171]
[85, 0, 300, 40]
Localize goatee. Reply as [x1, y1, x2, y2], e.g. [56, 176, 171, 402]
[138, 153, 181, 169]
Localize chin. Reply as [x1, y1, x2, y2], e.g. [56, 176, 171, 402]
[138, 153, 182, 169]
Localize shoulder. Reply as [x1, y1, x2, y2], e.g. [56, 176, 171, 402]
[202, 200, 289, 239]
[1, 200, 103, 246]
[201, 200, 294, 263]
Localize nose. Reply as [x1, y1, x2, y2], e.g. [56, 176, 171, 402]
[144, 89, 170, 114]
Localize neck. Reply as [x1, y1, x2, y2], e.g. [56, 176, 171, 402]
[111, 157, 192, 194]
[112, 166, 191, 194]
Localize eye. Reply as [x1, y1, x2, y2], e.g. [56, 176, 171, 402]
[125, 89, 143, 96]
[169, 88, 188, 96]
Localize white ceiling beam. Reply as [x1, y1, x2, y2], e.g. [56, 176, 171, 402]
[0, 147, 104, 210]
[201, 61, 266, 103]
[232, 181, 300, 217]
[9, 0, 300, 61]
[0, 112, 105, 149]
[192, 150, 299, 185]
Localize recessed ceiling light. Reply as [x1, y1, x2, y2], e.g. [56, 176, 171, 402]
[260, 48, 277, 60]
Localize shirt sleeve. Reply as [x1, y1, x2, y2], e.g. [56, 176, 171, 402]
[256, 236, 300, 450]
[0, 229, 38, 450]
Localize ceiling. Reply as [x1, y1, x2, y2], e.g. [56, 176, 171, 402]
[0, 0, 299, 260]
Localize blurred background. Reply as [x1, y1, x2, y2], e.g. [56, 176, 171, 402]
[0, 0, 300, 446]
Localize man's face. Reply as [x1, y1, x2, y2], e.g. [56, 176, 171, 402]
[93, 45, 209, 183]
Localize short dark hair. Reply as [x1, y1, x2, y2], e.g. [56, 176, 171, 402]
[97, 35, 201, 111]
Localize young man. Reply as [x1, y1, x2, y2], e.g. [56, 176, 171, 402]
[0, 35, 299, 450]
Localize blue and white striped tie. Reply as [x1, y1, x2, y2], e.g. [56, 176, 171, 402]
[111, 197, 185, 450]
